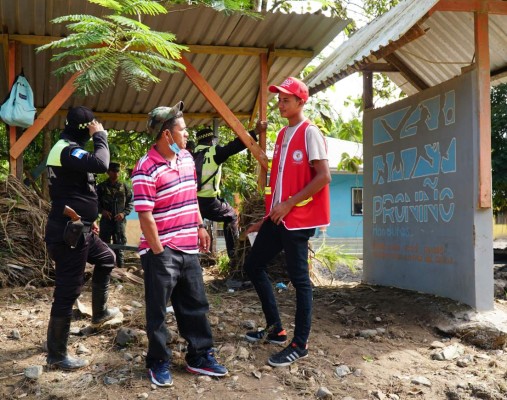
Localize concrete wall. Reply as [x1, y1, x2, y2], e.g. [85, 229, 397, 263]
[363, 70, 493, 310]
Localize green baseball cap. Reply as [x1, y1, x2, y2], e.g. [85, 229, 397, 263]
[147, 101, 185, 136]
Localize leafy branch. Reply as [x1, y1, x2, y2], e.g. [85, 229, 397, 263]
[37, 0, 188, 95]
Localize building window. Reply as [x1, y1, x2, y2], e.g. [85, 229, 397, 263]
[352, 187, 363, 216]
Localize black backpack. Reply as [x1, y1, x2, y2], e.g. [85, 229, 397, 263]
[193, 148, 219, 191]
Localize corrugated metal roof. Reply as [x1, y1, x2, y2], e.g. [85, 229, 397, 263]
[0, 2, 349, 131]
[305, 0, 507, 96]
[305, 0, 439, 93]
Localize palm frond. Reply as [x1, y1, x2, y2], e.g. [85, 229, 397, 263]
[119, 0, 168, 16]
[106, 15, 150, 31]
[50, 14, 108, 25]
[88, 0, 123, 12]
[39, 0, 256, 95]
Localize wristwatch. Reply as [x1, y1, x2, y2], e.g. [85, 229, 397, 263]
[198, 224, 205, 229]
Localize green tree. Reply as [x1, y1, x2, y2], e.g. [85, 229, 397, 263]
[37, 0, 260, 96]
[491, 83, 507, 213]
[37, 0, 188, 95]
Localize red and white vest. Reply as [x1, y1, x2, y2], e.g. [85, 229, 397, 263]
[265, 120, 330, 230]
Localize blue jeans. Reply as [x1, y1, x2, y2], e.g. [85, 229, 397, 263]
[244, 219, 315, 347]
[141, 247, 213, 368]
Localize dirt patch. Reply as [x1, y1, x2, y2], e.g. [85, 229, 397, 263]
[1, 259, 507, 400]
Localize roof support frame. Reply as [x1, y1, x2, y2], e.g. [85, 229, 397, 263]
[7, 40, 19, 176]
[6, 34, 313, 59]
[429, 0, 507, 15]
[384, 53, 430, 91]
[257, 52, 268, 188]
[180, 55, 268, 171]
[308, 23, 427, 95]
[475, 10, 492, 208]
[249, 45, 275, 130]
[362, 71, 374, 110]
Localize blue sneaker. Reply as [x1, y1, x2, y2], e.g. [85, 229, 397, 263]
[148, 360, 173, 387]
[186, 349, 228, 377]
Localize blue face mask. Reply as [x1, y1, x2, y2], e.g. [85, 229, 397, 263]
[169, 142, 181, 154]
[167, 131, 181, 154]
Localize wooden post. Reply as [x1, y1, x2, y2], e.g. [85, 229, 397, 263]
[180, 56, 268, 170]
[258, 53, 268, 189]
[7, 41, 17, 176]
[362, 71, 374, 110]
[475, 10, 491, 208]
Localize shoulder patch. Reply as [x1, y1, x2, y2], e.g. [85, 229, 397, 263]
[71, 148, 88, 159]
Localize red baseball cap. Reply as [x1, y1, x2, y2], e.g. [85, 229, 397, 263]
[269, 77, 309, 102]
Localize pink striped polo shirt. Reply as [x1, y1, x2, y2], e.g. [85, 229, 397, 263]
[132, 145, 199, 254]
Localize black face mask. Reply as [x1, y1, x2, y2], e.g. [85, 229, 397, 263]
[61, 128, 90, 147]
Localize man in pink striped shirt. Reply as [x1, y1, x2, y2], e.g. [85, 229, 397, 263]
[132, 102, 228, 387]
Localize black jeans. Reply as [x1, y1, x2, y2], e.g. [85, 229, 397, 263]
[198, 197, 238, 259]
[46, 225, 116, 318]
[244, 219, 315, 347]
[141, 247, 214, 368]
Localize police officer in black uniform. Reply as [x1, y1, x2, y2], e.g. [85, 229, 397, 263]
[97, 162, 133, 267]
[45, 106, 119, 370]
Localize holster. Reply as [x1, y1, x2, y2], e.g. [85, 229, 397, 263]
[63, 220, 84, 248]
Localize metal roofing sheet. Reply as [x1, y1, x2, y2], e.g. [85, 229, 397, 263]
[0, 2, 349, 132]
[305, 0, 507, 97]
[305, 0, 439, 92]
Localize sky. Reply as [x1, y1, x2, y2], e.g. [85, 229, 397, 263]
[290, 1, 370, 121]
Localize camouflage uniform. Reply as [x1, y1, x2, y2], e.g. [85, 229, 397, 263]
[97, 179, 133, 267]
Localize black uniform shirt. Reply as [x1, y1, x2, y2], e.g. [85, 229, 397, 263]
[47, 131, 109, 223]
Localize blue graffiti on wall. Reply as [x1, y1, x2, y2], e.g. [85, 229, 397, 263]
[371, 90, 456, 231]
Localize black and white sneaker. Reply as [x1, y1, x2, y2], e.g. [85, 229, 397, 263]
[245, 326, 287, 345]
[268, 342, 308, 367]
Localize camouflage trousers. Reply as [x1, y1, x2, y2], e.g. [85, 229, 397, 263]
[99, 219, 127, 267]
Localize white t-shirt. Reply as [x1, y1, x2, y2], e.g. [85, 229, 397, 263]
[273, 122, 328, 205]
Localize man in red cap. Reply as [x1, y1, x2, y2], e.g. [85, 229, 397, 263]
[244, 77, 331, 367]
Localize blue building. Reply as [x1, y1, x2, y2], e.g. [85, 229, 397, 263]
[325, 138, 363, 239]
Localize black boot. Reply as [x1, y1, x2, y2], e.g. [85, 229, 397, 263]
[47, 316, 89, 370]
[91, 267, 119, 327]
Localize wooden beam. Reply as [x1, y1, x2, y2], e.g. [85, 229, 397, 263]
[10, 72, 80, 159]
[1, 34, 9, 82]
[310, 23, 426, 96]
[363, 71, 374, 110]
[38, 109, 251, 122]
[373, 23, 427, 61]
[360, 63, 399, 72]
[491, 65, 507, 82]
[248, 47, 275, 129]
[180, 56, 268, 170]
[7, 41, 17, 176]
[384, 53, 429, 91]
[8, 34, 313, 59]
[430, 0, 507, 15]
[488, 0, 507, 13]
[475, 11, 492, 208]
[258, 52, 268, 189]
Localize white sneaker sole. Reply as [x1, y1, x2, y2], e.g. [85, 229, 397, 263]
[186, 365, 228, 377]
[268, 353, 308, 367]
